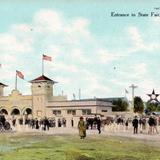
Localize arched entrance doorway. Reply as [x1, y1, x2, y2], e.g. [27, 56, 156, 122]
[23, 108, 32, 119]
[0, 109, 8, 115]
[11, 108, 20, 115]
[23, 108, 32, 115]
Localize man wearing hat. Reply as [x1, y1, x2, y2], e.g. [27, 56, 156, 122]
[132, 116, 139, 134]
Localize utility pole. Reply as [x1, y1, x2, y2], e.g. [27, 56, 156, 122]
[73, 93, 76, 100]
[129, 84, 138, 111]
[78, 88, 81, 100]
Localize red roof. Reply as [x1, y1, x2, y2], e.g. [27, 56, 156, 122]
[30, 75, 57, 83]
[0, 83, 8, 87]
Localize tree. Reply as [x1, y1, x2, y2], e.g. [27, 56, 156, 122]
[156, 104, 160, 111]
[146, 102, 160, 112]
[134, 96, 144, 114]
[112, 98, 129, 111]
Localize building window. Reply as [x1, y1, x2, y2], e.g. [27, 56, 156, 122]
[67, 110, 76, 115]
[102, 110, 108, 112]
[37, 110, 42, 117]
[82, 109, 91, 115]
[53, 110, 61, 115]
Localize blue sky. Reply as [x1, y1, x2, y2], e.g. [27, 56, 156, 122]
[0, 0, 160, 101]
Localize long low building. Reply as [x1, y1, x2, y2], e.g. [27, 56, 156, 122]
[0, 75, 113, 122]
[46, 99, 113, 117]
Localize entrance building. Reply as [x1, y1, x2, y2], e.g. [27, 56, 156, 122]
[0, 75, 113, 122]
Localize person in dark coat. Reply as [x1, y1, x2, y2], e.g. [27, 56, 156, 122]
[132, 116, 139, 134]
[35, 118, 39, 129]
[125, 119, 129, 130]
[148, 115, 156, 134]
[44, 117, 50, 130]
[97, 117, 101, 134]
[12, 118, 16, 127]
[90, 118, 94, 129]
[71, 118, 74, 127]
[58, 119, 61, 127]
[0, 114, 6, 126]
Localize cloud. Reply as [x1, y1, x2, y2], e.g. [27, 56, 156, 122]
[33, 9, 63, 32]
[2, 54, 18, 64]
[98, 48, 125, 63]
[127, 26, 160, 53]
[47, 45, 62, 60]
[54, 76, 71, 85]
[32, 9, 91, 45]
[131, 63, 148, 78]
[65, 18, 91, 37]
[152, 16, 160, 23]
[69, 48, 90, 64]
[80, 70, 111, 97]
[0, 33, 33, 54]
[108, 62, 149, 92]
[50, 62, 79, 73]
[128, 26, 144, 49]
[11, 23, 32, 33]
[110, 62, 149, 83]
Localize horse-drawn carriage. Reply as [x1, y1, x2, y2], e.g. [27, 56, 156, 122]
[0, 114, 11, 131]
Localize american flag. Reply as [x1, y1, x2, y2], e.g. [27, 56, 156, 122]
[43, 54, 52, 61]
[16, 70, 24, 79]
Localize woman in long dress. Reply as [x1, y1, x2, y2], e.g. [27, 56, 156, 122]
[78, 117, 86, 139]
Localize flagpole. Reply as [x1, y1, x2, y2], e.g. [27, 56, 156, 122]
[79, 88, 81, 100]
[15, 72, 17, 90]
[42, 56, 44, 75]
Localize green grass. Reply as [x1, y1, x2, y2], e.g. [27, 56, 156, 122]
[0, 133, 160, 160]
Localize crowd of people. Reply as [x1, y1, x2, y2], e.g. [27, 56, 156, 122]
[78, 116, 102, 139]
[77, 114, 160, 139]
[103, 114, 160, 135]
[0, 112, 160, 140]
[132, 115, 159, 134]
[10, 117, 67, 131]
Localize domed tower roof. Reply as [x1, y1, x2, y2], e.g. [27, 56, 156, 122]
[29, 75, 57, 84]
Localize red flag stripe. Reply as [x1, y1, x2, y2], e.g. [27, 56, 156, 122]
[43, 54, 52, 61]
[16, 70, 24, 79]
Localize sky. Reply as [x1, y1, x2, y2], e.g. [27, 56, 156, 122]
[0, 0, 160, 101]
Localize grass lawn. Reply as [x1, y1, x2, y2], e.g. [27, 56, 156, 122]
[0, 133, 160, 160]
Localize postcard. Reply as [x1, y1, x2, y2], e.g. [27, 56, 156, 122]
[0, 1, 160, 160]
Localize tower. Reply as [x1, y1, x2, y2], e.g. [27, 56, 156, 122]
[30, 75, 57, 117]
[0, 83, 8, 96]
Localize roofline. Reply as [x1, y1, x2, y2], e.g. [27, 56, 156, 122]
[0, 83, 8, 87]
[46, 104, 113, 108]
[29, 80, 58, 83]
[29, 74, 57, 83]
[48, 99, 106, 102]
